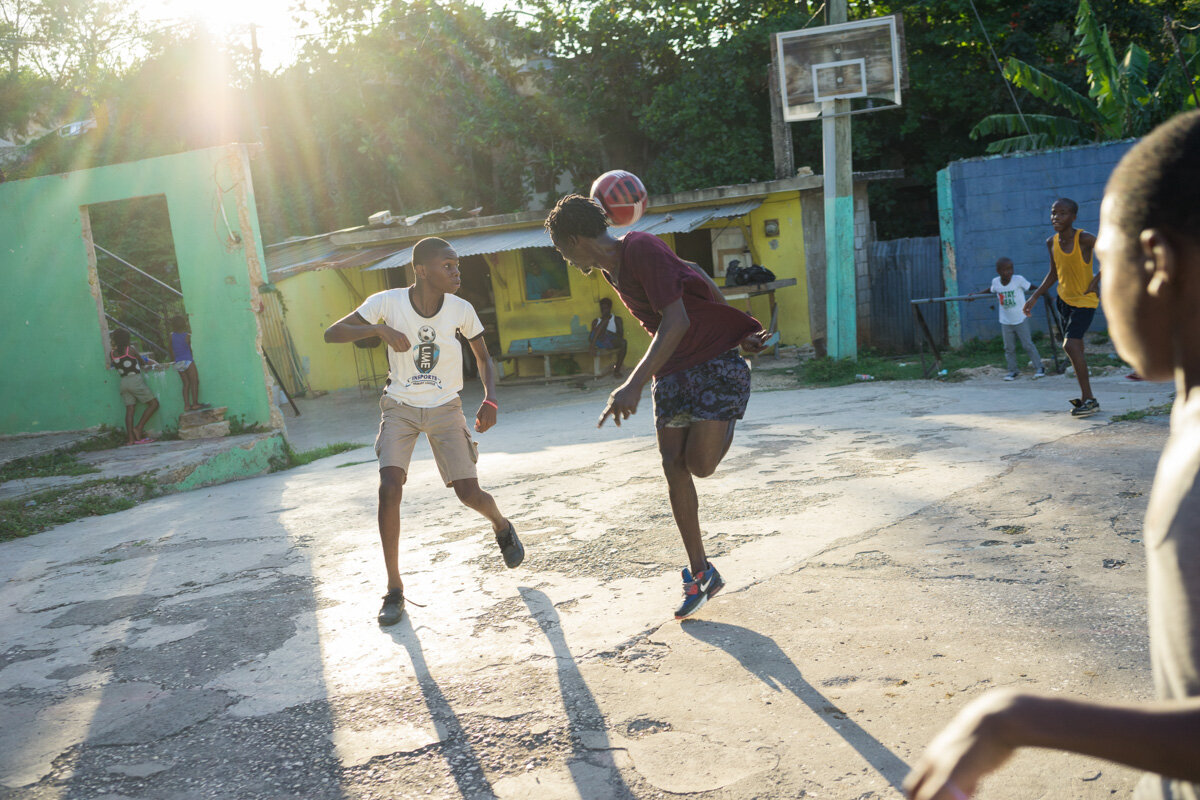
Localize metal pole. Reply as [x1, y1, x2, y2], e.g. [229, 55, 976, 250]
[823, 0, 856, 360]
[263, 351, 300, 416]
[93, 244, 184, 297]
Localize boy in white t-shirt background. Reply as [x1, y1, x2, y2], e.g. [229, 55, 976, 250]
[324, 237, 523, 626]
[970, 257, 1045, 381]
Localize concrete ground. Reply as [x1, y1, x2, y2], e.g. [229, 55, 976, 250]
[0, 369, 1175, 799]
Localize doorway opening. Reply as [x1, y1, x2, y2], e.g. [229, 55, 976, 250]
[83, 195, 187, 362]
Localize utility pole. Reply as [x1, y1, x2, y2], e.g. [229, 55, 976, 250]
[249, 23, 266, 143]
[823, 0, 857, 359]
[769, 43, 795, 180]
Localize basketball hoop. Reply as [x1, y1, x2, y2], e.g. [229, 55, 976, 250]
[775, 15, 908, 122]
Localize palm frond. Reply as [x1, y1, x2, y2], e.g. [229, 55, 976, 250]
[1155, 34, 1200, 110]
[1002, 57, 1106, 124]
[971, 113, 1094, 144]
[983, 134, 1055, 155]
[1074, 0, 1120, 112]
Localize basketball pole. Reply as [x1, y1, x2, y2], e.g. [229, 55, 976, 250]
[823, 0, 857, 360]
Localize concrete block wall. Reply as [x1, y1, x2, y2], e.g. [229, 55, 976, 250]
[854, 186, 872, 344]
[939, 139, 1135, 342]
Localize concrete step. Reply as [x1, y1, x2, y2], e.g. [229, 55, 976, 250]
[178, 419, 231, 440]
[179, 406, 228, 428]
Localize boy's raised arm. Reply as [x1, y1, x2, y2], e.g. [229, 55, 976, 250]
[326, 311, 411, 352]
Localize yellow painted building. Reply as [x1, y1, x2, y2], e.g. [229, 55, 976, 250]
[265, 171, 886, 394]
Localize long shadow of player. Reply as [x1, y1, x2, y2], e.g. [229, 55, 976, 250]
[520, 587, 635, 799]
[389, 615, 496, 798]
[681, 619, 910, 793]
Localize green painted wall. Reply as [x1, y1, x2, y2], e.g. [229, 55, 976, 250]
[0, 145, 276, 434]
[168, 432, 287, 492]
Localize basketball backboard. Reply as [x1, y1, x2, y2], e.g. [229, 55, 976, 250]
[775, 15, 908, 122]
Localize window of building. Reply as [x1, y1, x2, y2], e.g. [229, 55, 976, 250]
[522, 248, 570, 301]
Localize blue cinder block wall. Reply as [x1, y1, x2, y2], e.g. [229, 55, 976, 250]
[938, 139, 1135, 342]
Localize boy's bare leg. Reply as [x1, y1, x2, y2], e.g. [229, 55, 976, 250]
[378, 466, 406, 591]
[614, 342, 628, 376]
[124, 406, 136, 444]
[134, 399, 159, 440]
[451, 478, 508, 532]
[658, 427, 708, 577]
[1063, 337, 1094, 399]
[682, 419, 736, 478]
[189, 364, 201, 408]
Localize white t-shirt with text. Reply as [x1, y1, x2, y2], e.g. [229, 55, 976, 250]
[355, 288, 484, 408]
[991, 274, 1032, 326]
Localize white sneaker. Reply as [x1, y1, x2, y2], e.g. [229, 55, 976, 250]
[1033, 370, 1046, 379]
[1004, 372, 1018, 381]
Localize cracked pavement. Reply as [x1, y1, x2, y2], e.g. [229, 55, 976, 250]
[0, 372, 1174, 799]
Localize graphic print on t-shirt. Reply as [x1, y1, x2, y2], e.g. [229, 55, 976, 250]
[413, 325, 440, 380]
[354, 287, 483, 408]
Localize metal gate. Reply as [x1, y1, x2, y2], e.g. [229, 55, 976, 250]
[867, 237, 944, 352]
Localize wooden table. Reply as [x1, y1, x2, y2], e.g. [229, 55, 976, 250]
[719, 278, 797, 354]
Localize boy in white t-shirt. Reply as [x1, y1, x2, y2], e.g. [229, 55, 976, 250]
[324, 237, 523, 626]
[970, 257, 1045, 380]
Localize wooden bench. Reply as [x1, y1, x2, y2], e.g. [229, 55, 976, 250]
[498, 333, 616, 380]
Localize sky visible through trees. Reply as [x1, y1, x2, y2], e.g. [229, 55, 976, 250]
[1, 0, 1195, 244]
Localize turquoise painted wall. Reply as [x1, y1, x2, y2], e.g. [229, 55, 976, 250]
[0, 145, 275, 434]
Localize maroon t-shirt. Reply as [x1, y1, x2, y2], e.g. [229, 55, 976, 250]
[607, 231, 761, 377]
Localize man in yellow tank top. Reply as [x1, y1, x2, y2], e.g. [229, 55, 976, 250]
[1022, 198, 1101, 417]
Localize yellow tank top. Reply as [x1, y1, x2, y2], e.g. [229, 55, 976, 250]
[1053, 230, 1098, 309]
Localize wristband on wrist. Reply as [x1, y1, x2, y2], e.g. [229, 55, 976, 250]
[482, 399, 499, 410]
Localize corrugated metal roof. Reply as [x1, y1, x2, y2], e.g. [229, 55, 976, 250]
[316, 200, 765, 275]
[365, 227, 555, 271]
[268, 245, 399, 280]
[710, 199, 763, 218]
[612, 199, 763, 235]
[621, 207, 717, 234]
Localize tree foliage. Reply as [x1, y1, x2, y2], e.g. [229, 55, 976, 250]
[1, 0, 1194, 241]
[971, 0, 1199, 153]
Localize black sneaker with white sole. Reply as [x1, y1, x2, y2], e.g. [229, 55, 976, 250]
[378, 588, 404, 626]
[495, 522, 524, 568]
[1070, 397, 1100, 417]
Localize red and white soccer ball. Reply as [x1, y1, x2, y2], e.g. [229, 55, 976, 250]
[590, 170, 648, 227]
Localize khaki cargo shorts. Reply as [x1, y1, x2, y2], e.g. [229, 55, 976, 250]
[376, 395, 478, 486]
[119, 373, 156, 407]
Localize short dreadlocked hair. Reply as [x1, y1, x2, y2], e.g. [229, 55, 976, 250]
[544, 194, 608, 247]
[1106, 110, 1200, 260]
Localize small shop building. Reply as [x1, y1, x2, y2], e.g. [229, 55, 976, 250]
[265, 170, 897, 395]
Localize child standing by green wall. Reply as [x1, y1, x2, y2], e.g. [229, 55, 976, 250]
[109, 328, 159, 445]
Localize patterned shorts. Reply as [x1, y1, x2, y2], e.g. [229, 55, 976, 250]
[652, 349, 751, 430]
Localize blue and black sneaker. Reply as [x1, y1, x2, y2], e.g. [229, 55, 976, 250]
[674, 561, 726, 620]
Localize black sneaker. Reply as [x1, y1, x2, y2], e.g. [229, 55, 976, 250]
[495, 522, 524, 568]
[378, 588, 404, 626]
[674, 561, 726, 620]
[1071, 397, 1100, 417]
